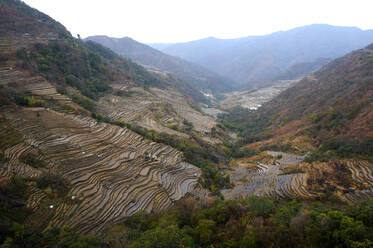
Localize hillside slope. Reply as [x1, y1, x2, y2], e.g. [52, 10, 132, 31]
[158, 24, 373, 87]
[0, 0, 69, 37]
[221, 43, 373, 160]
[217, 44, 373, 204]
[85, 35, 235, 92]
[268, 44, 373, 141]
[0, 0, 215, 235]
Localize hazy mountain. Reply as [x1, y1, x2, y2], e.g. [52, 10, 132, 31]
[156, 24, 373, 87]
[147, 42, 174, 51]
[150, 36, 247, 63]
[272, 57, 332, 81]
[85, 35, 235, 92]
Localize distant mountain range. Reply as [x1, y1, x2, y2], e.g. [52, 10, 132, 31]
[85, 36, 235, 93]
[151, 24, 373, 88]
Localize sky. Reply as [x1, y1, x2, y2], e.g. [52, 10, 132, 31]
[23, 0, 373, 43]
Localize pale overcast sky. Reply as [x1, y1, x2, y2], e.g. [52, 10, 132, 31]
[23, 0, 373, 43]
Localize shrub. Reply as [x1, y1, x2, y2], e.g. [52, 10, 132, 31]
[20, 154, 46, 168]
[36, 173, 68, 197]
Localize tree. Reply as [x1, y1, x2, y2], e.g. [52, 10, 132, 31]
[128, 225, 193, 248]
[194, 219, 216, 246]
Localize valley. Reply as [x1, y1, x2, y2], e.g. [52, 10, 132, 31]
[220, 79, 299, 110]
[0, 0, 373, 247]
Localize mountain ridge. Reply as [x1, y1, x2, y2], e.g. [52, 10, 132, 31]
[85, 35, 235, 92]
[155, 24, 373, 88]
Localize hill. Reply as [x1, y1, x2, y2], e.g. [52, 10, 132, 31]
[1, 1, 373, 247]
[85, 35, 235, 92]
[216, 43, 373, 209]
[0, 0, 69, 37]
[156, 24, 373, 87]
[220, 43, 373, 160]
[0, 0, 228, 237]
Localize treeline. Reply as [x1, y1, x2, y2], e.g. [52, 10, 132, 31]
[2, 197, 373, 248]
[15, 39, 164, 101]
[111, 197, 373, 248]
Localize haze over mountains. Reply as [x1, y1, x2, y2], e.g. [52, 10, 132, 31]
[85, 35, 235, 92]
[151, 24, 373, 88]
[1, 0, 373, 246]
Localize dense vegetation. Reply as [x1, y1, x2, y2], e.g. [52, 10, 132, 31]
[2, 192, 373, 248]
[16, 40, 163, 100]
[218, 106, 271, 144]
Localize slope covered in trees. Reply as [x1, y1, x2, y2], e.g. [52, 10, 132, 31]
[3, 196, 373, 248]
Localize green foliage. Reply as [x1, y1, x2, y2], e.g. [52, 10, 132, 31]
[305, 136, 373, 162]
[36, 173, 68, 197]
[218, 106, 271, 144]
[71, 94, 95, 112]
[114, 120, 133, 130]
[246, 195, 275, 218]
[310, 113, 322, 123]
[231, 147, 257, 158]
[306, 210, 369, 248]
[20, 153, 46, 168]
[346, 200, 373, 229]
[103, 197, 373, 248]
[1, 226, 108, 248]
[1, 194, 372, 247]
[15, 95, 45, 107]
[15, 39, 165, 107]
[91, 112, 110, 122]
[127, 224, 193, 248]
[194, 219, 216, 246]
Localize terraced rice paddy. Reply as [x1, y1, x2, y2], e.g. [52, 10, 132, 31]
[98, 86, 218, 137]
[221, 161, 314, 200]
[222, 152, 373, 201]
[344, 160, 373, 201]
[0, 37, 71, 106]
[220, 79, 299, 110]
[0, 107, 208, 233]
